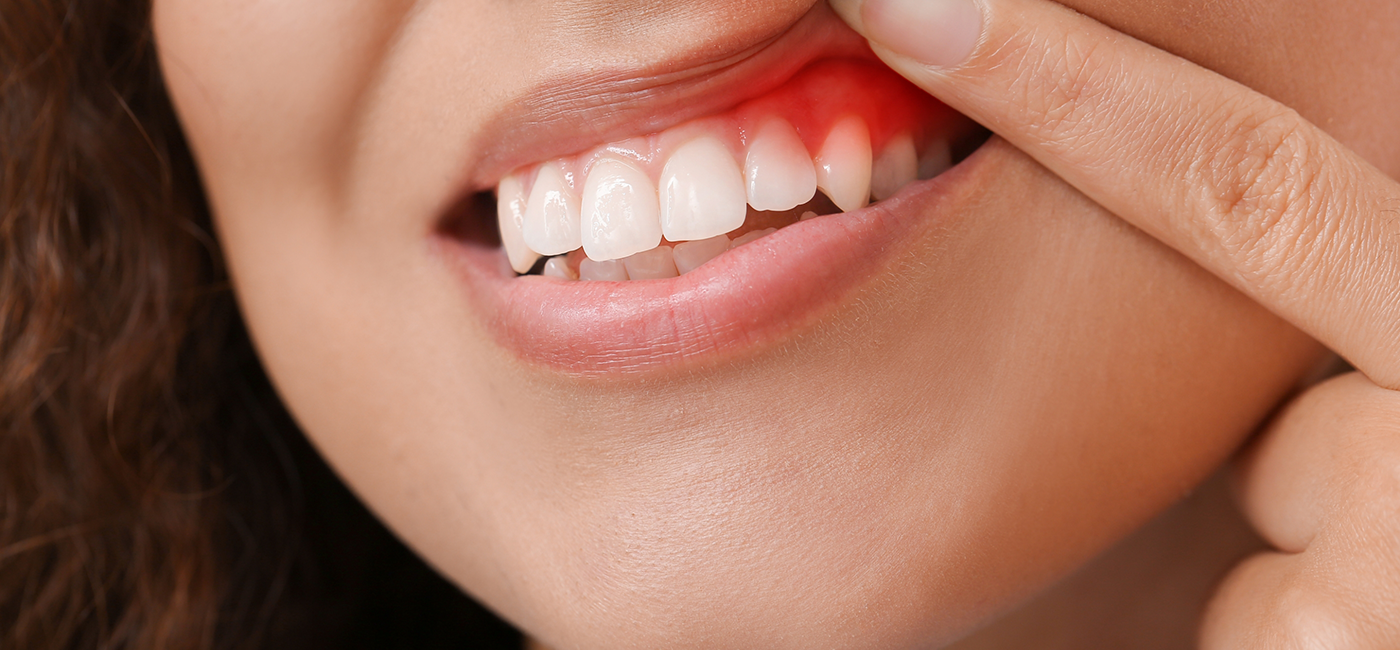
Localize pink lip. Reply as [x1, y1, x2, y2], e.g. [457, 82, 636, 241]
[440, 145, 988, 376]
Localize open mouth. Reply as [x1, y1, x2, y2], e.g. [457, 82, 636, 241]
[494, 58, 978, 281]
[437, 4, 991, 374]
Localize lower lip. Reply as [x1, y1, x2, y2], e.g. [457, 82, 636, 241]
[443, 146, 988, 376]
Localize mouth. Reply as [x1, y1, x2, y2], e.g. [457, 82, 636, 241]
[437, 3, 990, 375]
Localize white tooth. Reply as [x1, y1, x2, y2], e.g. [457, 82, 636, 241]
[918, 138, 952, 180]
[660, 137, 747, 241]
[522, 162, 582, 256]
[799, 211, 819, 221]
[671, 235, 731, 274]
[744, 119, 818, 212]
[581, 157, 662, 261]
[497, 173, 541, 274]
[542, 257, 577, 280]
[622, 246, 679, 280]
[730, 227, 777, 248]
[578, 258, 629, 281]
[870, 133, 919, 201]
[814, 116, 872, 213]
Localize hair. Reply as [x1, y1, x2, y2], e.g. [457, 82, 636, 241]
[0, 1, 519, 647]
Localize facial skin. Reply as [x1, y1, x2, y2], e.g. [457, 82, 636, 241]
[153, 0, 1398, 648]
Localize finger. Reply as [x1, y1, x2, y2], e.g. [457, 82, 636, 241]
[828, 0, 1400, 388]
[1201, 373, 1400, 648]
[1200, 551, 1398, 649]
[1232, 372, 1400, 560]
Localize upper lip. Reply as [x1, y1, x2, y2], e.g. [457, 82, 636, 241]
[457, 2, 877, 193]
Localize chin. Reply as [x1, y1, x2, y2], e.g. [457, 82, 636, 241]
[156, 0, 1326, 647]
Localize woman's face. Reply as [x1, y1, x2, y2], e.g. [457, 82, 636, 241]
[153, 0, 1399, 647]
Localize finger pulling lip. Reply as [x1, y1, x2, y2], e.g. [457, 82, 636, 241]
[440, 151, 987, 376]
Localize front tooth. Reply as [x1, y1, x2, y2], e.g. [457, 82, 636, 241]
[581, 157, 662, 261]
[744, 119, 818, 212]
[622, 246, 679, 280]
[660, 137, 747, 242]
[918, 138, 952, 180]
[497, 173, 541, 274]
[522, 162, 582, 256]
[672, 235, 731, 274]
[870, 133, 918, 201]
[814, 116, 872, 213]
[578, 258, 629, 281]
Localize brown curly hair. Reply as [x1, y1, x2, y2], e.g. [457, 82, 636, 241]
[0, 1, 519, 647]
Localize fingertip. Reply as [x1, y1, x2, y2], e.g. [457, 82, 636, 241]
[856, 0, 984, 70]
[826, 0, 866, 33]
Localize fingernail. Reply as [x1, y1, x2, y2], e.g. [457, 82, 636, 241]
[859, 0, 984, 69]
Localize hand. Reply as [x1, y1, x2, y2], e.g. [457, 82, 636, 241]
[827, 0, 1400, 645]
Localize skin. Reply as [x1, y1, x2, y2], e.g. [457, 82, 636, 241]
[151, 0, 1397, 647]
[833, 0, 1400, 644]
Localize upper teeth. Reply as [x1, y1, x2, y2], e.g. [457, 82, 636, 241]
[660, 136, 749, 242]
[814, 116, 873, 214]
[744, 119, 818, 212]
[498, 115, 948, 274]
[522, 162, 583, 257]
[581, 157, 661, 261]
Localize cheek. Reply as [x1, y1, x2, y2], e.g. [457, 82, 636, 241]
[1059, 0, 1400, 175]
[154, 0, 416, 214]
[153, 1, 1329, 646]
[360, 142, 1318, 650]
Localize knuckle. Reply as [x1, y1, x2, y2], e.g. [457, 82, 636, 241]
[1192, 103, 1334, 287]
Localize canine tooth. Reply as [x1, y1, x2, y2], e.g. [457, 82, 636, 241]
[578, 258, 629, 281]
[581, 157, 662, 261]
[918, 138, 952, 180]
[523, 162, 582, 256]
[730, 227, 777, 248]
[542, 257, 577, 280]
[871, 133, 919, 201]
[497, 173, 541, 274]
[671, 235, 731, 274]
[660, 137, 747, 241]
[814, 116, 872, 213]
[744, 119, 818, 212]
[622, 246, 679, 280]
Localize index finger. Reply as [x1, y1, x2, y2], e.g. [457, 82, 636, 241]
[831, 0, 1400, 387]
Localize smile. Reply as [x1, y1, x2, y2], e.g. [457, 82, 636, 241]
[438, 6, 989, 374]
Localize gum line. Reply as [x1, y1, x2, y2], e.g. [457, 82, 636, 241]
[495, 59, 968, 278]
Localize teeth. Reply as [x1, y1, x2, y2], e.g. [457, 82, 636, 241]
[522, 162, 583, 256]
[870, 133, 919, 201]
[542, 257, 577, 280]
[622, 246, 679, 280]
[730, 227, 777, 248]
[918, 138, 952, 180]
[671, 235, 732, 274]
[497, 173, 541, 274]
[581, 157, 662, 261]
[744, 119, 818, 212]
[501, 110, 957, 280]
[814, 116, 872, 213]
[578, 257, 629, 281]
[660, 137, 747, 242]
